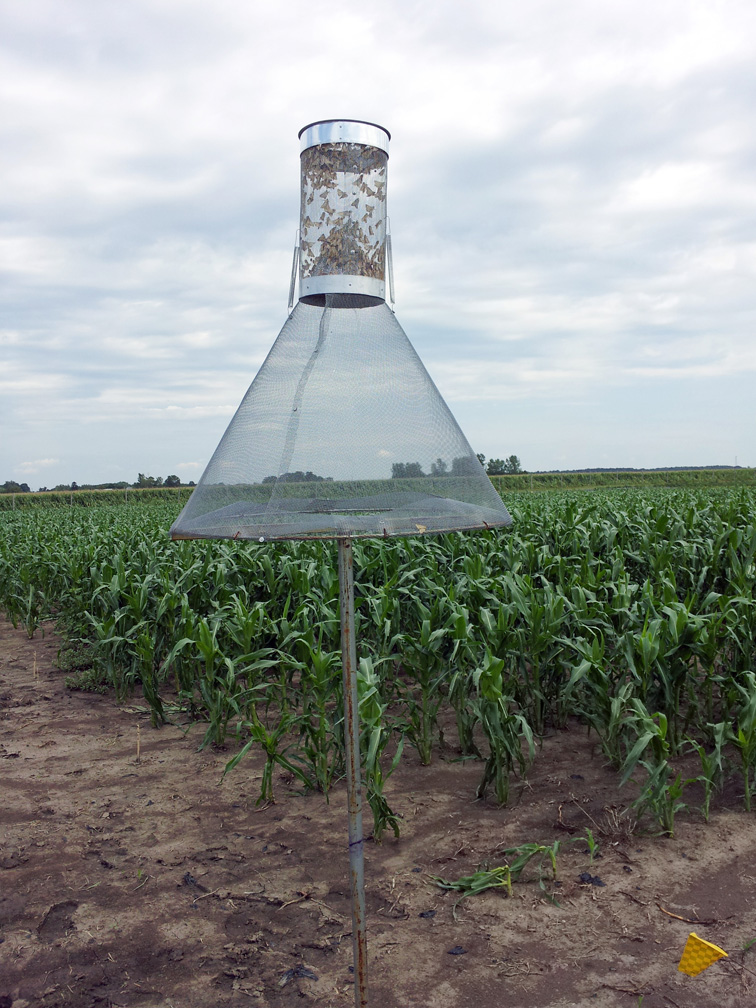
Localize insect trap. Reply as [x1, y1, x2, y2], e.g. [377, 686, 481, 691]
[171, 119, 510, 541]
[171, 120, 512, 1007]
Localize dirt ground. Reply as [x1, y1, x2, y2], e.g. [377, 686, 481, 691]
[2, 614, 756, 1008]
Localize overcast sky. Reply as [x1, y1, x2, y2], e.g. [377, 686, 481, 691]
[2, 0, 755, 489]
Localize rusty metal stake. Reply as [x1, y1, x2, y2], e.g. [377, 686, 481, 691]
[337, 536, 368, 1008]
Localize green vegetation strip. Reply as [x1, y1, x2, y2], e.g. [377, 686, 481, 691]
[1, 488, 755, 840]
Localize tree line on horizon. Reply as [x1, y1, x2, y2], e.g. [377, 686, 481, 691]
[1, 459, 527, 494]
[0, 474, 196, 494]
[2, 461, 751, 496]
[391, 455, 523, 478]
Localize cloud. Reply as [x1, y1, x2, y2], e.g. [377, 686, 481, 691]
[2, 0, 756, 488]
[16, 458, 60, 474]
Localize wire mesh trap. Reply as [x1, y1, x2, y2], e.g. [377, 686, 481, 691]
[169, 119, 512, 1008]
[171, 121, 511, 541]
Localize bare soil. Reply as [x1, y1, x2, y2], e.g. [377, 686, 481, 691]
[1, 614, 756, 1008]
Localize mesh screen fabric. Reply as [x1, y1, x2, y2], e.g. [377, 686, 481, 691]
[171, 299, 512, 541]
[300, 144, 387, 284]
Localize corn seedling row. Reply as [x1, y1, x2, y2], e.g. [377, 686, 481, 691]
[1, 488, 755, 836]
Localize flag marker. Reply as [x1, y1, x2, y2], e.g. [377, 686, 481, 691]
[678, 932, 728, 976]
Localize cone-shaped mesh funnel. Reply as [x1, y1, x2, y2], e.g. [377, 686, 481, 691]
[170, 120, 512, 541]
[171, 298, 511, 540]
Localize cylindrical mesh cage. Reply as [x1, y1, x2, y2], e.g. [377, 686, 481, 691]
[171, 299, 512, 541]
[298, 120, 389, 305]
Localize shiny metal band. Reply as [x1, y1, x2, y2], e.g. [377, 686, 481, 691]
[299, 274, 386, 299]
[299, 120, 390, 155]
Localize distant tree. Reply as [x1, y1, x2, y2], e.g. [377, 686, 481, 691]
[451, 456, 482, 476]
[187, 480, 196, 487]
[164, 474, 181, 487]
[487, 455, 524, 475]
[74, 481, 130, 491]
[392, 462, 425, 479]
[272, 471, 328, 483]
[1, 480, 31, 493]
[71, 481, 79, 491]
[476, 453, 486, 468]
[430, 458, 448, 477]
[260, 471, 330, 484]
[134, 474, 163, 488]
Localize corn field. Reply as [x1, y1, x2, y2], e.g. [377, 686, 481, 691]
[1, 488, 755, 838]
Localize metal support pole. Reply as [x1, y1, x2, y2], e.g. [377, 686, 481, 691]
[337, 536, 368, 1008]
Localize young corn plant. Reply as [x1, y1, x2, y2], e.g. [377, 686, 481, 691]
[165, 617, 276, 747]
[6, 487, 756, 820]
[362, 574, 402, 654]
[441, 604, 478, 756]
[224, 704, 314, 806]
[686, 605, 728, 727]
[562, 634, 637, 767]
[729, 672, 756, 811]
[432, 840, 562, 917]
[293, 637, 344, 796]
[499, 840, 561, 901]
[620, 701, 692, 836]
[583, 829, 599, 865]
[85, 610, 138, 701]
[358, 656, 404, 840]
[444, 603, 508, 757]
[431, 866, 512, 919]
[196, 655, 261, 749]
[687, 721, 729, 821]
[472, 651, 535, 806]
[655, 601, 706, 752]
[131, 629, 167, 728]
[394, 613, 448, 765]
[620, 618, 661, 708]
[14, 575, 46, 638]
[446, 664, 480, 758]
[161, 600, 201, 706]
[501, 573, 567, 734]
[222, 595, 274, 664]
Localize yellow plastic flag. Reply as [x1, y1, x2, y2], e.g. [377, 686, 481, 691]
[678, 932, 728, 976]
